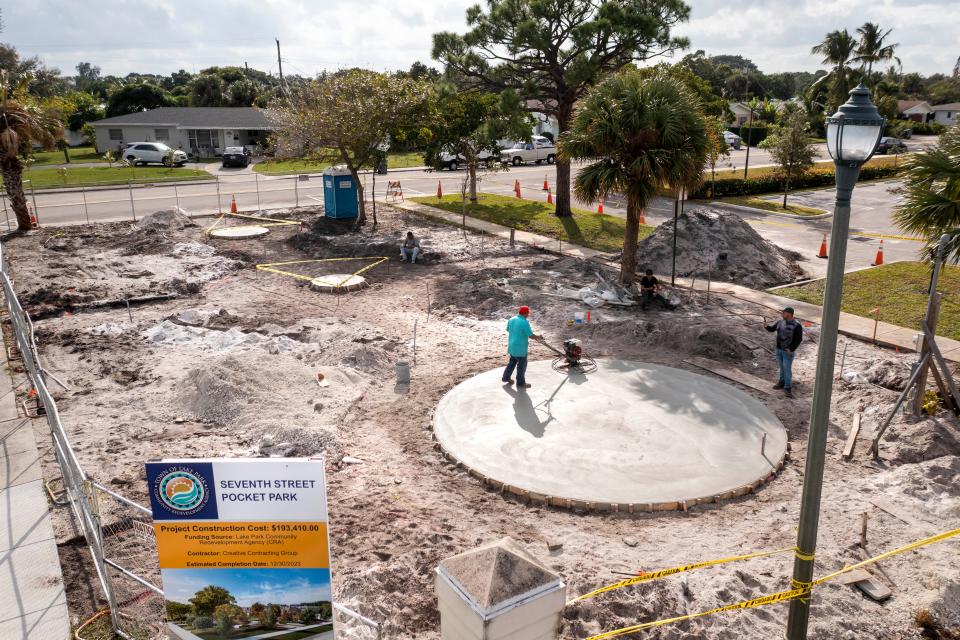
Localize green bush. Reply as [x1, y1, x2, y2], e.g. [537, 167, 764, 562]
[691, 163, 902, 199]
[911, 121, 946, 135]
[730, 124, 769, 146]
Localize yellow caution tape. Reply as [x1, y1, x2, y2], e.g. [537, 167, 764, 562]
[584, 526, 960, 640]
[205, 212, 301, 234]
[568, 546, 797, 604]
[255, 257, 389, 288]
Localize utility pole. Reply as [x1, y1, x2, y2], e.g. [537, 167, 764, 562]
[743, 67, 752, 179]
[276, 38, 285, 92]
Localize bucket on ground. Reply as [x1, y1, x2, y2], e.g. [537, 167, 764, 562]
[396, 361, 411, 384]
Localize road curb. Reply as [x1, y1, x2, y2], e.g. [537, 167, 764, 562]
[707, 200, 833, 220]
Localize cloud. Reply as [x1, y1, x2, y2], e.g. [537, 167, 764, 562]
[5, 0, 958, 78]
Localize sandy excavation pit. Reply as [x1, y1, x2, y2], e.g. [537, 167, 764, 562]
[4, 204, 960, 639]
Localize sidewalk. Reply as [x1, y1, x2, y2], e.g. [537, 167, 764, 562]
[396, 198, 960, 362]
[0, 352, 70, 638]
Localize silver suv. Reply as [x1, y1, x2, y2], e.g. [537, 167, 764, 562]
[122, 142, 188, 167]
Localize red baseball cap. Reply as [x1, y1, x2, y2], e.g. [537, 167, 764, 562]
[518, 306, 530, 316]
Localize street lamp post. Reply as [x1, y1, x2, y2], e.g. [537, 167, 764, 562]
[786, 84, 884, 640]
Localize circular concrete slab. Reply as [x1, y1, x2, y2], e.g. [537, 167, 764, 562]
[310, 274, 368, 292]
[209, 225, 270, 239]
[433, 359, 788, 512]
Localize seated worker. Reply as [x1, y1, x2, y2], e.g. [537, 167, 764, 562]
[400, 231, 422, 263]
[639, 269, 672, 310]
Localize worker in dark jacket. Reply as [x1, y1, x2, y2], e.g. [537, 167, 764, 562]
[765, 307, 803, 398]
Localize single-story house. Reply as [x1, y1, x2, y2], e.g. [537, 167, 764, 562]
[89, 107, 273, 157]
[897, 100, 934, 122]
[729, 102, 753, 126]
[931, 103, 960, 126]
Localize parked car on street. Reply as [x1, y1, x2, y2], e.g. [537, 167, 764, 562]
[723, 131, 741, 150]
[439, 148, 496, 171]
[500, 136, 556, 166]
[876, 137, 908, 154]
[222, 146, 251, 168]
[121, 142, 188, 167]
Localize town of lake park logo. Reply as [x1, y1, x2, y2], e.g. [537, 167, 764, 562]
[154, 468, 209, 516]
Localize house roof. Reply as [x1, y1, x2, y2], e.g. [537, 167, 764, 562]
[898, 100, 933, 114]
[438, 538, 560, 613]
[932, 102, 960, 111]
[91, 107, 273, 130]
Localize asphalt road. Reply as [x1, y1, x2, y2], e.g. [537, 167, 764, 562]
[14, 147, 926, 278]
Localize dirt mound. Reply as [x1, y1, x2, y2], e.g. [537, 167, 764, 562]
[635, 318, 756, 361]
[876, 414, 960, 464]
[636, 207, 805, 288]
[171, 353, 347, 455]
[136, 208, 196, 231]
[865, 358, 912, 391]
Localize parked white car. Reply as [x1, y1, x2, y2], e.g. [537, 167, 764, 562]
[723, 131, 741, 150]
[122, 142, 188, 167]
[439, 149, 496, 171]
[500, 137, 556, 166]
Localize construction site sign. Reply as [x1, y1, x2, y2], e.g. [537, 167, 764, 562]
[145, 458, 335, 636]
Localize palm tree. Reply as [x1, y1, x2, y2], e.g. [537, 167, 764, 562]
[811, 29, 858, 111]
[560, 71, 708, 285]
[854, 23, 900, 77]
[892, 126, 960, 262]
[0, 78, 62, 232]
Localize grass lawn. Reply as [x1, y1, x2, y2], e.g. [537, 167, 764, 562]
[22, 165, 211, 189]
[711, 155, 900, 181]
[28, 145, 102, 166]
[723, 196, 828, 216]
[411, 192, 652, 253]
[775, 261, 960, 340]
[255, 152, 424, 175]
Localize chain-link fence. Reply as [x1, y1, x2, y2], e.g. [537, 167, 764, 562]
[1, 172, 348, 228]
[0, 241, 382, 639]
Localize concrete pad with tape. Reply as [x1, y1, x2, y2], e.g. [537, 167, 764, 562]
[433, 359, 788, 511]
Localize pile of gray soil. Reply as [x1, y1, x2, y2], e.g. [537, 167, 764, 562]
[637, 207, 805, 288]
[136, 208, 196, 231]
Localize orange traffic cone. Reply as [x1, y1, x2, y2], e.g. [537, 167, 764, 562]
[639, 211, 646, 225]
[872, 239, 884, 266]
[547, 189, 553, 205]
[230, 195, 238, 214]
[28, 205, 37, 227]
[597, 199, 604, 215]
[514, 179, 521, 199]
[817, 233, 828, 259]
[437, 181, 443, 199]
[543, 174, 549, 191]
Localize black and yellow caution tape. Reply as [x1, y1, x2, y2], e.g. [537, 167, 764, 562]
[582, 526, 960, 640]
[255, 257, 390, 287]
[568, 546, 798, 604]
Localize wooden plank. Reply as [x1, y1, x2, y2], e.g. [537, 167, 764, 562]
[683, 357, 775, 396]
[854, 577, 892, 602]
[842, 412, 862, 461]
[835, 569, 873, 585]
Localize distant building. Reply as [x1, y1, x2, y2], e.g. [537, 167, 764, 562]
[89, 107, 273, 157]
[897, 100, 934, 122]
[525, 100, 559, 141]
[931, 103, 960, 126]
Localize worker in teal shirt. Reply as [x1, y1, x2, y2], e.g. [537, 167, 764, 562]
[502, 306, 542, 389]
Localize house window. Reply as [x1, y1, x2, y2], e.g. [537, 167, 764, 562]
[155, 129, 169, 141]
[108, 128, 123, 141]
[188, 129, 216, 150]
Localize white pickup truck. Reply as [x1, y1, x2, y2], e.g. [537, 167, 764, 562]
[500, 137, 556, 166]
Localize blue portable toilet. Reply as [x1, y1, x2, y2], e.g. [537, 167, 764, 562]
[322, 166, 359, 219]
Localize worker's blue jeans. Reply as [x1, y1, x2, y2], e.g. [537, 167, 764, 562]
[502, 356, 528, 385]
[776, 348, 794, 389]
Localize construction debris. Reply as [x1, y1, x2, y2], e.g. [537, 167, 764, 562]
[635, 207, 806, 288]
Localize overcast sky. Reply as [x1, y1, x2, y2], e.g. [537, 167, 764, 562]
[6, 0, 959, 79]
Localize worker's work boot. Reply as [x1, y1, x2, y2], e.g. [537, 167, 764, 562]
[784, 388, 793, 398]
[773, 381, 784, 389]
[518, 383, 532, 389]
[502, 379, 514, 385]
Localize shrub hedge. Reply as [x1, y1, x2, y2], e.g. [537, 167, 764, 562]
[691, 163, 903, 199]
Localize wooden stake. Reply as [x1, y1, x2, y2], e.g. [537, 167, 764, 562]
[860, 512, 869, 548]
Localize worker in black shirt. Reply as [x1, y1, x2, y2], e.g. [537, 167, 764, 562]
[639, 269, 663, 310]
[765, 307, 803, 398]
